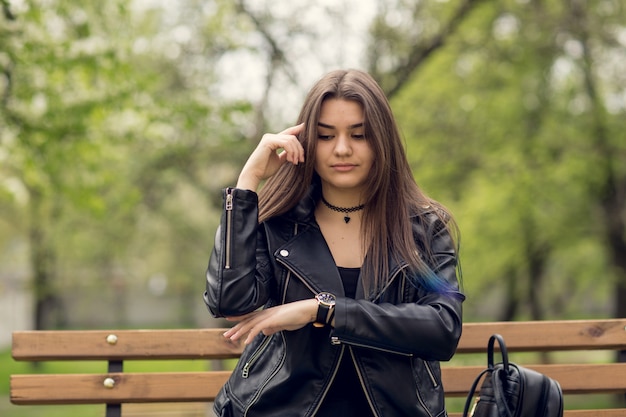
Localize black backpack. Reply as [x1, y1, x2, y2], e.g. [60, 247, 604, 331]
[462, 333, 564, 417]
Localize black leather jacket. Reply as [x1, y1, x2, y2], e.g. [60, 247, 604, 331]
[204, 186, 464, 417]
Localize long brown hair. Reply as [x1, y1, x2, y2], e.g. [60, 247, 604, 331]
[258, 69, 459, 296]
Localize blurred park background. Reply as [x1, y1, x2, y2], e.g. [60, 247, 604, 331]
[1, 0, 625, 413]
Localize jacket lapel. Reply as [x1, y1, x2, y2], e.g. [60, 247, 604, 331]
[274, 225, 345, 296]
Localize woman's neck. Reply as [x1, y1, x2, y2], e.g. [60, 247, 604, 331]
[319, 186, 365, 208]
[315, 202, 365, 267]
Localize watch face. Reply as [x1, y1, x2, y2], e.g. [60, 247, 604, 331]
[317, 292, 336, 306]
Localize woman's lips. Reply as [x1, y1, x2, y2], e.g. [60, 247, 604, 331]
[331, 164, 357, 172]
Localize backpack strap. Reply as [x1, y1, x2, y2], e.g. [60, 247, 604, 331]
[462, 368, 492, 417]
[462, 334, 513, 417]
[488, 334, 509, 371]
[489, 334, 515, 417]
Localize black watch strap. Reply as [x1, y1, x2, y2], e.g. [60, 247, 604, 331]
[313, 292, 336, 327]
[327, 307, 335, 325]
[315, 303, 331, 325]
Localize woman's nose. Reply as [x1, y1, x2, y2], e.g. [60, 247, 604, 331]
[333, 134, 352, 155]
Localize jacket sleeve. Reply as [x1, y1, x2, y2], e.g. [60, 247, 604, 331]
[203, 188, 273, 318]
[331, 214, 464, 361]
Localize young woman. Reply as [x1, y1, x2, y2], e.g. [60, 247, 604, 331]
[204, 69, 464, 417]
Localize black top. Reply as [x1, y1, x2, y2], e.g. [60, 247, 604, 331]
[316, 267, 375, 417]
[338, 266, 360, 298]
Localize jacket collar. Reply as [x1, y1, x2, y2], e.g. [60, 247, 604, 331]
[274, 225, 346, 297]
[276, 227, 409, 301]
[283, 181, 321, 225]
[276, 182, 409, 300]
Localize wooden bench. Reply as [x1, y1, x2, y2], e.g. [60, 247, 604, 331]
[10, 319, 626, 417]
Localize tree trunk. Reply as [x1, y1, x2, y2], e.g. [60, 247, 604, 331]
[572, 0, 626, 320]
[571, 3, 626, 406]
[29, 189, 64, 330]
[500, 267, 519, 321]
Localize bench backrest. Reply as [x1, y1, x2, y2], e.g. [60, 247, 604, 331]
[11, 319, 626, 417]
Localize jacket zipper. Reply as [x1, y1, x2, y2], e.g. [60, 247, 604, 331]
[275, 258, 319, 295]
[330, 265, 411, 357]
[423, 360, 438, 388]
[241, 334, 272, 378]
[243, 332, 287, 417]
[276, 262, 413, 356]
[280, 271, 291, 304]
[274, 257, 352, 415]
[275, 240, 420, 414]
[415, 390, 435, 417]
[329, 336, 413, 356]
[348, 347, 381, 417]
[224, 189, 233, 269]
[371, 263, 409, 302]
[279, 224, 298, 304]
[242, 224, 299, 414]
[309, 345, 345, 416]
[411, 358, 437, 417]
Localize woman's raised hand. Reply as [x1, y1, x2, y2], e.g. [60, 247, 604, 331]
[236, 123, 305, 191]
[223, 299, 318, 345]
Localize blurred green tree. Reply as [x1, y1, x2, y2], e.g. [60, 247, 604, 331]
[379, 0, 625, 321]
[2, 0, 623, 332]
[0, 0, 255, 329]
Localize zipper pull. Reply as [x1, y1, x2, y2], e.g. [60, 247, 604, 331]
[224, 188, 234, 270]
[242, 362, 251, 378]
[225, 189, 233, 211]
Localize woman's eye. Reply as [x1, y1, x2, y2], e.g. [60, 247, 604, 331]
[352, 134, 365, 140]
[318, 135, 333, 140]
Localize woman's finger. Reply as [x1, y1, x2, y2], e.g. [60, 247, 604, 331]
[279, 123, 304, 136]
[277, 124, 305, 165]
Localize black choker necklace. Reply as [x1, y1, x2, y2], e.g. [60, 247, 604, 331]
[321, 196, 365, 223]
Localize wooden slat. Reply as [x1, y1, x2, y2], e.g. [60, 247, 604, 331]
[441, 363, 626, 396]
[11, 372, 231, 405]
[457, 319, 626, 352]
[11, 363, 626, 405]
[561, 412, 626, 417]
[450, 411, 626, 417]
[123, 402, 208, 416]
[12, 329, 243, 361]
[11, 319, 626, 361]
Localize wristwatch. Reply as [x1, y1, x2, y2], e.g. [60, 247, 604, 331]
[313, 292, 336, 328]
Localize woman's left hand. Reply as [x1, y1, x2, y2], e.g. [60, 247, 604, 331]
[224, 299, 318, 345]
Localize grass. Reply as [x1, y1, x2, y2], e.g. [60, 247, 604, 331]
[1, 346, 101, 415]
[1, 401, 104, 417]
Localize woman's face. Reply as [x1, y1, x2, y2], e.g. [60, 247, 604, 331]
[314, 98, 374, 194]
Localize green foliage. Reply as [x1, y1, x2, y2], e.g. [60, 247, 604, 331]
[0, 0, 257, 329]
[1, 0, 624, 329]
[389, 0, 626, 320]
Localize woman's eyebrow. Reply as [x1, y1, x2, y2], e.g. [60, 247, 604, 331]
[317, 122, 364, 129]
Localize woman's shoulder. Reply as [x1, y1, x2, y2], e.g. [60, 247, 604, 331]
[409, 201, 458, 246]
[410, 201, 450, 226]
